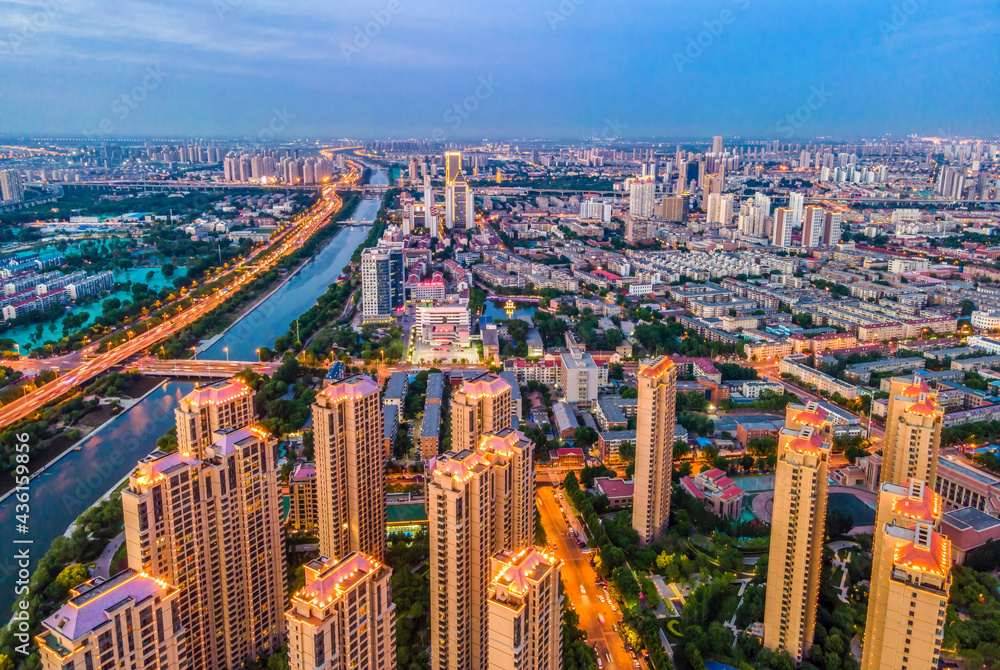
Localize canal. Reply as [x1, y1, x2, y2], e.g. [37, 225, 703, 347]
[0, 171, 388, 616]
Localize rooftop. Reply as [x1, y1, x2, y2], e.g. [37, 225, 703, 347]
[180, 377, 251, 409]
[942, 506, 1000, 532]
[319, 374, 380, 403]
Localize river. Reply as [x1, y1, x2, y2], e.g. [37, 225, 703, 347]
[0, 170, 387, 616]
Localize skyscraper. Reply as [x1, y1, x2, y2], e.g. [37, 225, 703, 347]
[479, 429, 536, 553]
[712, 135, 724, 154]
[174, 377, 256, 458]
[312, 375, 387, 562]
[360, 245, 405, 324]
[763, 425, 831, 664]
[487, 548, 563, 670]
[0, 169, 24, 204]
[881, 376, 944, 487]
[862, 480, 951, 670]
[428, 450, 495, 670]
[801, 206, 824, 248]
[37, 570, 188, 670]
[285, 553, 396, 670]
[788, 192, 805, 224]
[632, 356, 677, 546]
[821, 211, 842, 246]
[771, 208, 793, 248]
[446, 171, 473, 230]
[122, 426, 287, 670]
[629, 178, 655, 218]
[451, 372, 513, 454]
[445, 150, 462, 185]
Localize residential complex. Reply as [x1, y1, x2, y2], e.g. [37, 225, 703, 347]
[881, 376, 944, 487]
[312, 375, 387, 562]
[632, 356, 678, 546]
[450, 372, 513, 453]
[173, 377, 256, 458]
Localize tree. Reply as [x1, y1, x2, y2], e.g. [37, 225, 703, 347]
[56, 563, 89, 590]
[574, 425, 599, 450]
[673, 440, 689, 459]
[618, 442, 635, 462]
[620, 386, 638, 399]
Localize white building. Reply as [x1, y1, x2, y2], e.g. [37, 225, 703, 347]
[629, 179, 655, 218]
[559, 351, 599, 405]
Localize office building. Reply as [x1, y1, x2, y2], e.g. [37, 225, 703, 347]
[862, 480, 951, 670]
[360, 245, 404, 323]
[445, 151, 462, 185]
[801, 206, 824, 248]
[285, 553, 396, 670]
[629, 178, 655, 218]
[632, 356, 678, 546]
[36, 570, 188, 670]
[0, 169, 24, 204]
[446, 171, 474, 230]
[882, 376, 944, 487]
[487, 549, 563, 670]
[451, 372, 513, 454]
[763, 425, 832, 664]
[771, 208, 794, 248]
[313, 375, 387, 562]
[173, 377, 256, 458]
[122, 427, 287, 670]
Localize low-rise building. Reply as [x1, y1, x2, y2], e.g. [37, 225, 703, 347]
[593, 477, 635, 509]
[289, 462, 318, 534]
[678, 467, 746, 519]
[941, 506, 1000, 565]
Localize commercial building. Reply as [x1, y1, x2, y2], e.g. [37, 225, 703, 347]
[593, 477, 635, 509]
[361, 245, 404, 323]
[934, 454, 1000, 516]
[559, 351, 599, 405]
[416, 303, 472, 345]
[487, 549, 563, 670]
[764, 426, 831, 664]
[632, 356, 678, 546]
[36, 570, 187, 670]
[312, 375, 387, 562]
[122, 427, 287, 670]
[174, 377, 256, 458]
[288, 461, 318, 534]
[451, 372, 513, 453]
[881, 376, 944, 488]
[285, 553, 396, 670]
[862, 479, 951, 670]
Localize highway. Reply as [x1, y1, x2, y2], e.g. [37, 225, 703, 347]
[0, 164, 361, 427]
[537, 484, 639, 670]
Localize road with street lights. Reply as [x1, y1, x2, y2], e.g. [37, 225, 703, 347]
[0, 163, 360, 427]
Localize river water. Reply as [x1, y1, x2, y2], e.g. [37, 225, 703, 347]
[0, 172, 386, 616]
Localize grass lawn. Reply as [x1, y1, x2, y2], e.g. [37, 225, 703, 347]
[717, 586, 741, 623]
[831, 566, 845, 586]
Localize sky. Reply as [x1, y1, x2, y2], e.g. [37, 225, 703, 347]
[0, 0, 997, 141]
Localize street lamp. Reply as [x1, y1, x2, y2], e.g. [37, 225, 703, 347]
[224, 346, 229, 362]
[256, 348, 262, 363]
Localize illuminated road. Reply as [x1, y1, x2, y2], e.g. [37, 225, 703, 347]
[537, 485, 639, 670]
[0, 165, 360, 427]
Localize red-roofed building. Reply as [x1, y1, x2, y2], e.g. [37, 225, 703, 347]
[680, 468, 747, 519]
[555, 447, 585, 468]
[593, 477, 635, 509]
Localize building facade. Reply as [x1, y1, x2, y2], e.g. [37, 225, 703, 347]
[174, 377, 255, 458]
[487, 549, 562, 670]
[632, 356, 678, 546]
[451, 373, 513, 454]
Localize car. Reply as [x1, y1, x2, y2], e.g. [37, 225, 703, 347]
[580, 585, 586, 595]
[598, 595, 605, 603]
[598, 614, 606, 625]
[611, 604, 617, 612]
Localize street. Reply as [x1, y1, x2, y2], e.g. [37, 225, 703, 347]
[536, 484, 638, 670]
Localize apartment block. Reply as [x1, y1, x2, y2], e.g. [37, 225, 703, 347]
[122, 427, 287, 670]
[174, 377, 255, 457]
[479, 429, 536, 553]
[37, 570, 187, 670]
[313, 375, 387, 562]
[632, 356, 678, 546]
[882, 376, 944, 487]
[285, 553, 396, 670]
[487, 549, 563, 670]
[451, 372, 513, 453]
[763, 426, 831, 664]
[288, 461, 318, 534]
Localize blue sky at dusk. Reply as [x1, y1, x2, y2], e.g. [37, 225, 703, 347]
[0, 0, 996, 140]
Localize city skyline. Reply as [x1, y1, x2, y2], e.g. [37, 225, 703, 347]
[1, 1, 997, 139]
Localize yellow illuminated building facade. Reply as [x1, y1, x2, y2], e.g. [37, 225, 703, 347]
[285, 553, 396, 670]
[313, 375, 387, 562]
[451, 373, 513, 454]
[632, 356, 677, 546]
[174, 377, 255, 458]
[487, 549, 562, 670]
[763, 426, 831, 664]
[881, 376, 944, 487]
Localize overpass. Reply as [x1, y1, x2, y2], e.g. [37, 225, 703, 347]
[55, 180, 322, 192]
[137, 359, 271, 378]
